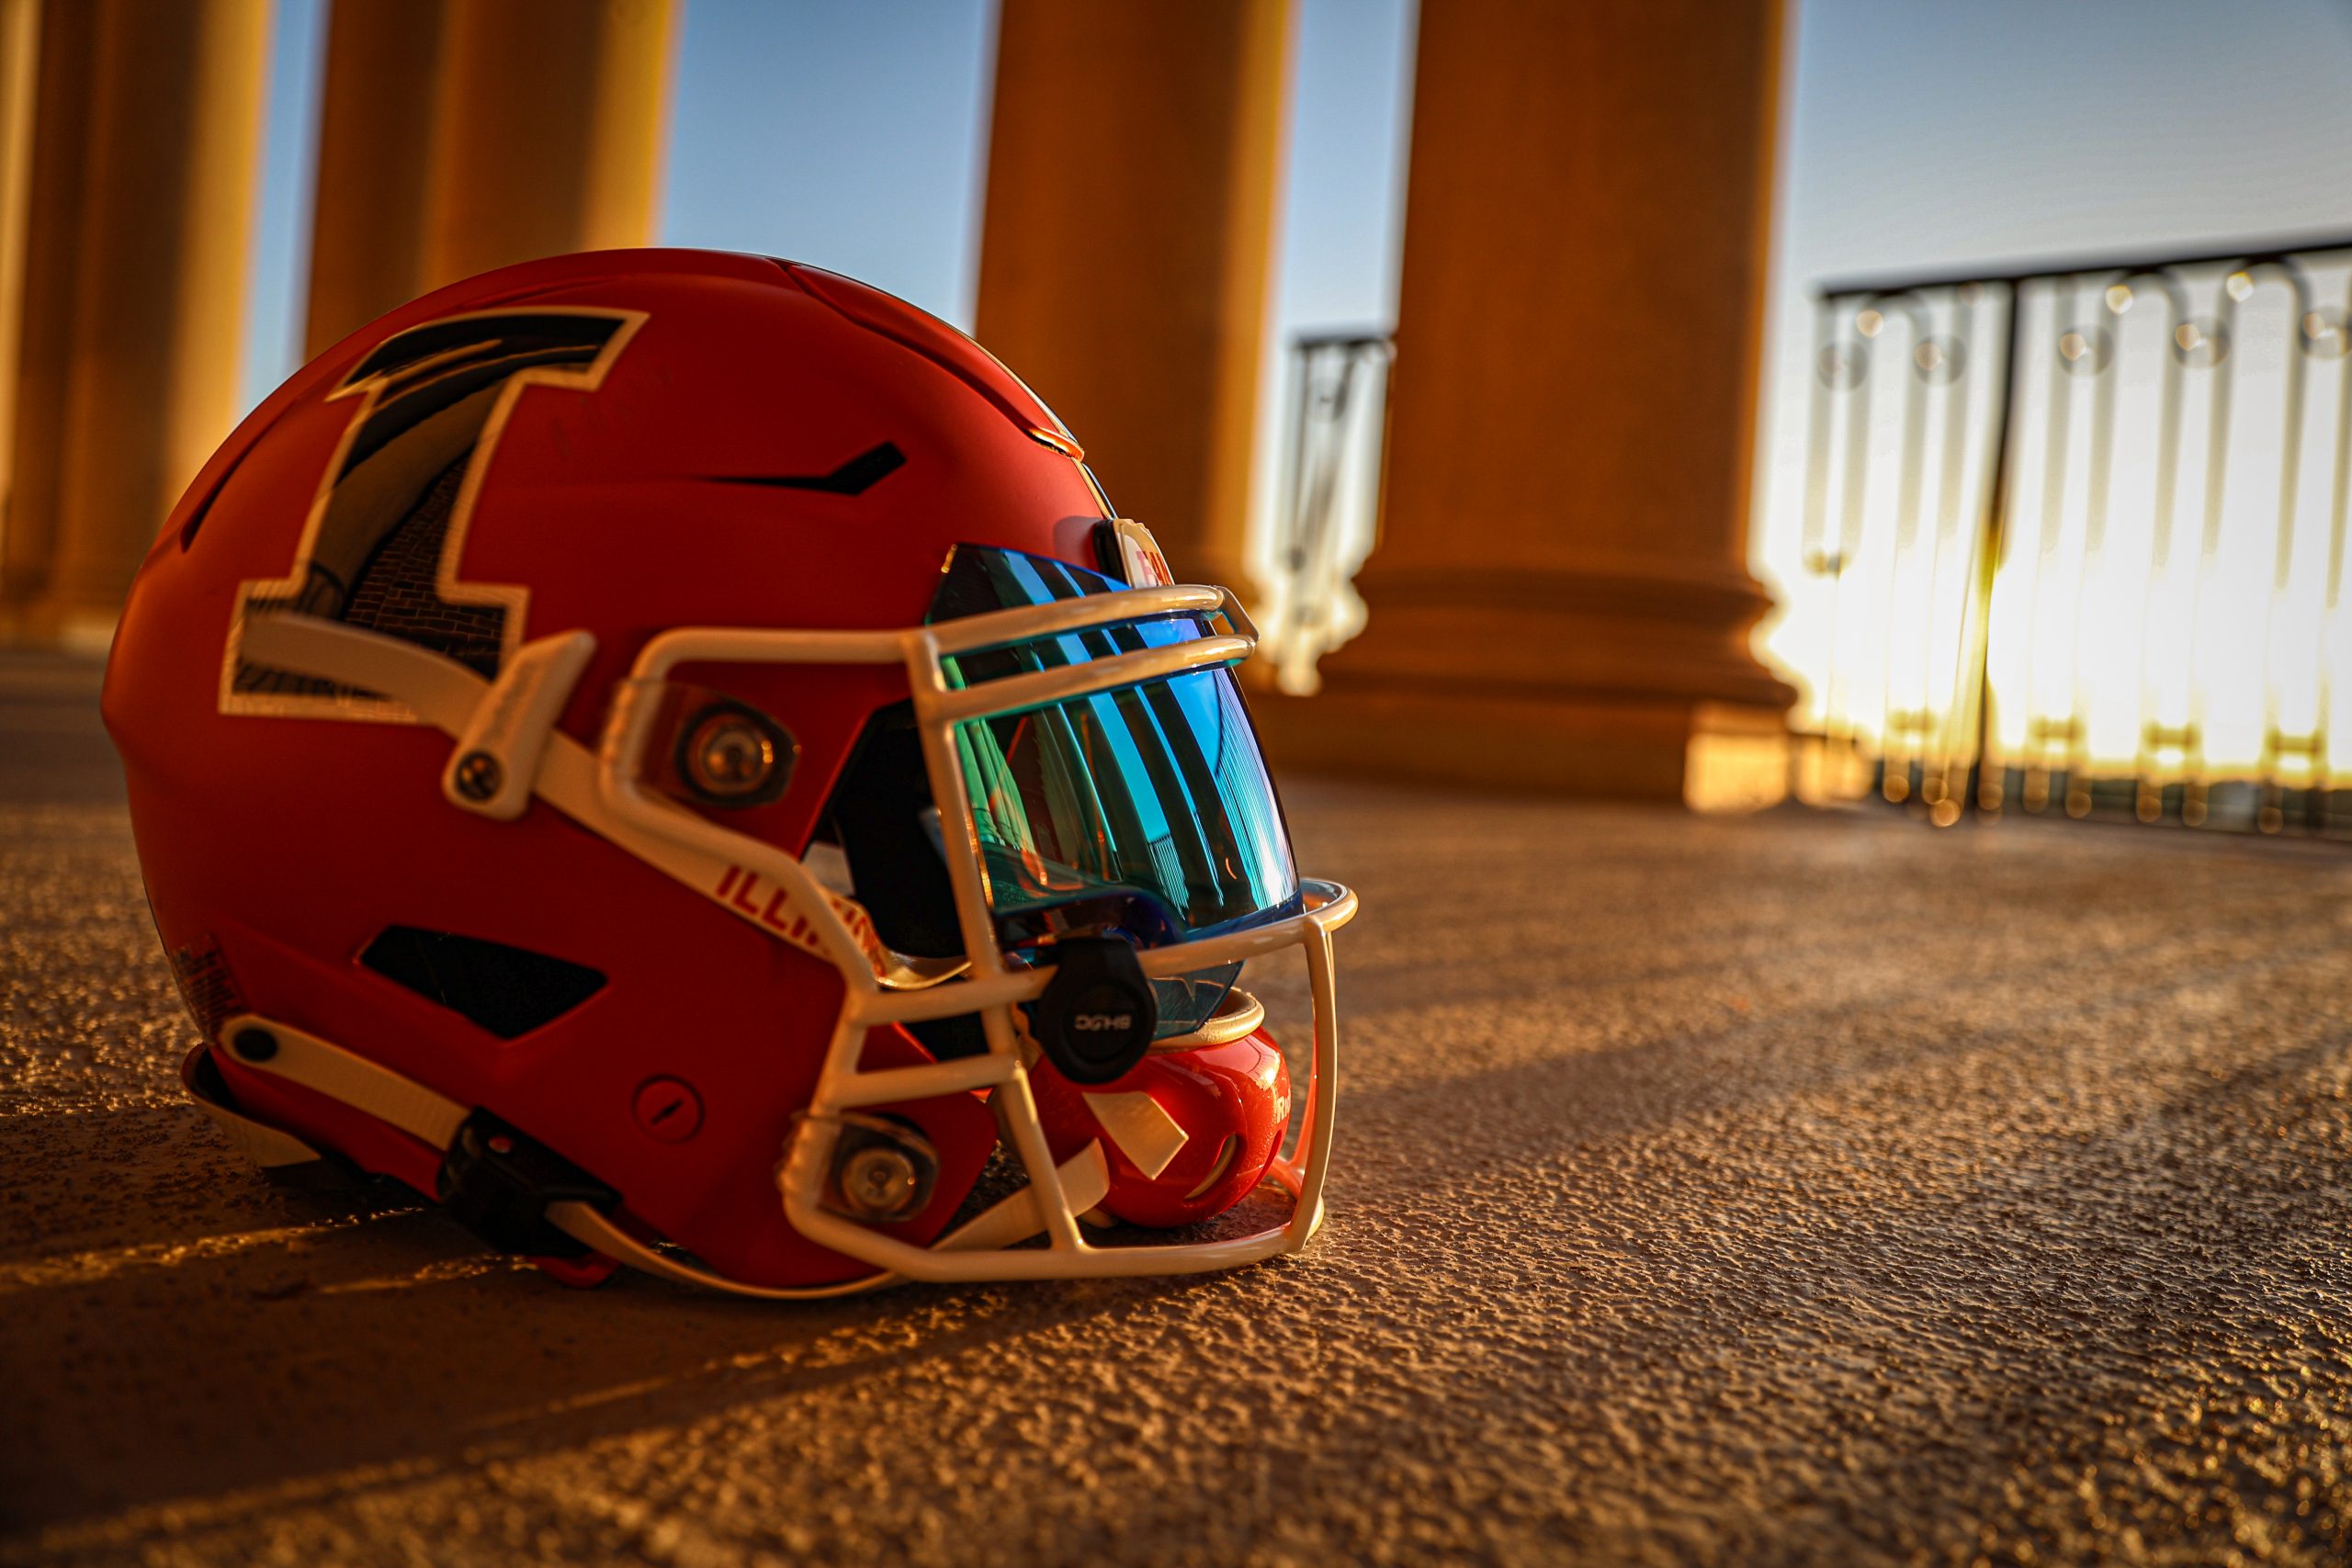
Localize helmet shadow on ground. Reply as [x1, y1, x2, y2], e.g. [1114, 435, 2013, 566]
[0, 1185, 1234, 1540]
[16, 1003, 2347, 1568]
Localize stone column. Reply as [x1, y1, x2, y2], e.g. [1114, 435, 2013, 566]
[1272, 0, 1795, 802]
[2, 0, 89, 620]
[0, 0, 40, 620]
[423, 0, 677, 291]
[32, 0, 269, 636]
[303, 0, 678, 359]
[300, 0, 447, 360]
[974, 0, 1292, 595]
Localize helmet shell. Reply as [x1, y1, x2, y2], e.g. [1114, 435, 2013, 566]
[105, 250, 1115, 1288]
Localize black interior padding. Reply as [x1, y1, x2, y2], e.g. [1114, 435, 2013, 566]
[825, 701, 987, 1059]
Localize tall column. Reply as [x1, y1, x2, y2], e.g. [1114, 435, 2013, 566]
[34, 0, 269, 636]
[300, 0, 447, 360]
[975, 0, 1292, 595]
[303, 0, 679, 359]
[0, 0, 91, 620]
[1271, 0, 1794, 802]
[0, 0, 40, 621]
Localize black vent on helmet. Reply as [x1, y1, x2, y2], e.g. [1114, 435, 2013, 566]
[709, 441, 906, 495]
[360, 926, 605, 1040]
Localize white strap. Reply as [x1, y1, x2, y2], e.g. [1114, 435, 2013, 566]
[179, 1044, 323, 1168]
[1081, 1091, 1187, 1179]
[542, 1140, 1109, 1301]
[544, 1201, 891, 1300]
[208, 1011, 1099, 1302]
[218, 1013, 468, 1150]
[237, 613, 862, 970]
[212, 1014, 889, 1298]
[240, 613, 483, 732]
[440, 630, 597, 820]
[933, 1140, 1111, 1253]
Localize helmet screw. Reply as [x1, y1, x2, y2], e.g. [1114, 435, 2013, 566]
[453, 750, 503, 802]
[838, 1145, 920, 1220]
[631, 1077, 704, 1144]
[231, 1026, 277, 1062]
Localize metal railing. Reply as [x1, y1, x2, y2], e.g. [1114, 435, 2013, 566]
[1797, 232, 2352, 834]
[1263, 331, 1391, 693]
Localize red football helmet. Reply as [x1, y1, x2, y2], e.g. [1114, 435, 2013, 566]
[102, 250, 1355, 1296]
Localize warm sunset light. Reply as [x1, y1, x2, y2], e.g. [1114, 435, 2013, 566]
[9, 5, 2352, 1566]
[1774, 249, 2352, 829]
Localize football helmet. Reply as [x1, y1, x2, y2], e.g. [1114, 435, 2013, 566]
[103, 250, 1354, 1296]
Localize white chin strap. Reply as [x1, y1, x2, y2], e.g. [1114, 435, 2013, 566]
[187, 1012, 1111, 1301]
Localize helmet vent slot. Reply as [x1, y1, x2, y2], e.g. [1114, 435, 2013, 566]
[359, 926, 605, 1040]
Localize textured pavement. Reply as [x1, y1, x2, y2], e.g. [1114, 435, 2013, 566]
[6, 649, 2352, 1566]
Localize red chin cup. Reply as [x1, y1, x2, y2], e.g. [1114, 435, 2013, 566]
[1029, 1026, 1292, 1228]
[531, 1251, 622, 1290]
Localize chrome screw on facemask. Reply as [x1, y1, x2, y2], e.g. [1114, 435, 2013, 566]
[686, 713, 775, 798]
[807, 1112, 941, 1224]
[840, 1145, 920, 1219]
[668, 696, 796, 808]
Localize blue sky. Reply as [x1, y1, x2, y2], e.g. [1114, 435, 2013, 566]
[236, 0, 1415, 412]
[237, 0, 325, 412]
[659, 0, 997, 321]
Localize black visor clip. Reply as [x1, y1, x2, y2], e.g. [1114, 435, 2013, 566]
[1028, 936, 1158, 1086]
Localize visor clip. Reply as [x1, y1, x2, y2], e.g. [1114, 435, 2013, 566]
[1030, 936, 1158, 1086]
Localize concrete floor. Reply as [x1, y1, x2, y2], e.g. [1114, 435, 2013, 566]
[6, 650, 2352, 1567]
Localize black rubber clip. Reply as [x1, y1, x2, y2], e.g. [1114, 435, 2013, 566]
[1028, 935, 1159, 1086]
[435, 1111, 615, 1259]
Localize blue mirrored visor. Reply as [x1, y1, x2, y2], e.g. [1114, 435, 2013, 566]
[926, 546, 1302, 1032]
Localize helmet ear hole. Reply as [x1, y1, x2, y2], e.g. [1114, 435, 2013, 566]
[827, 702, 962, 958]
[826, 703, 988, 1061]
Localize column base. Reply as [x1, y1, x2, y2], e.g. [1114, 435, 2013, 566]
[0, 595, 119, 654]
[1252, 558, 1798, 805]
[1253, 687, 1792, 808]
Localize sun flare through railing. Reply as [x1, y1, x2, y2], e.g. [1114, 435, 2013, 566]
[1261, 331, 1392, 694]
[1792, 236, 2352, 835]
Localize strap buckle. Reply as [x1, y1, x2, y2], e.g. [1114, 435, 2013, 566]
[436, 1111, 616, 1259]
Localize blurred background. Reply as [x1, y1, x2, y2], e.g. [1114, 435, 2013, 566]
[6, 0, 2352, 837]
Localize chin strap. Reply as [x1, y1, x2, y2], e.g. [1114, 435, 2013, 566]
[187, 1013, 1110, 1301]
